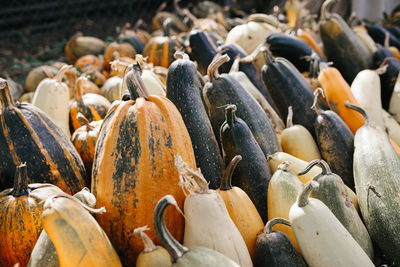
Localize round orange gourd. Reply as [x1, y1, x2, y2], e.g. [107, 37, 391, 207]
[91, 64, 196, 265]
[75, 54, 102, 72]
[103, 42, 136, 70]
[0, 164, 64, 267]
[65, 32, 106, 64]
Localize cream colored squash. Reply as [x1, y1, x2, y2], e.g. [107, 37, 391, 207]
[101, 76, 123, 102]
[176, 156, 253, 267]
[389, 73, 400, 123]
[382, 109, 400, 146]
[289, 182, 374, 267]
[141, 70, 166, 96]
[32, 65, 72, 137]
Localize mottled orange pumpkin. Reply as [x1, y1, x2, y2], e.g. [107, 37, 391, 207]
[142, 36, 183, 68]
[92, 64, 196, 265]
[65, 32, 106, 64]
[103, 42, 136, 71]
[75, 54, 102, 72]
[0, 164, 64, 267]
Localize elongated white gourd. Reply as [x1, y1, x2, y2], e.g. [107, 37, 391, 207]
[32, 65, 71, 137]
[389, 73, 400, 123]
[176, 156, 253, 267]
[141, 70, 166, 96]
[350, 67, 385, 128]
[289, 182, 374, 267]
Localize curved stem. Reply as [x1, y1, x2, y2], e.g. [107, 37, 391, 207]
[277, 161, 291, 172]
[245, 14, 281, 29]
[225, 104, 238, 126]
[220, 155, 242, 191]
[54, 65, 71, 83]
[298, 181, 319, 207]
[154, 195, 189, 262]
[11, 163, 29, 197]
[229, 56, 240, 74]
[163, 17, 172, 37]
[134, 226, 158, 253]
[298, 159, 332, 178]
[286, 106, 294, 128]
[74, 76, 86, 102]
[321, 0, 337, 21]
[311, 88, 324, 115]
[240, 42, 266, 64]
[0, 78, 15, 109]
[344, 101, 370, 126]
[126, 63, 150, 100]
[76, 112, 94, 131]
[207, 54, 230, 82]
[174, 50, 189, 60]
[264, 217, 291, 234]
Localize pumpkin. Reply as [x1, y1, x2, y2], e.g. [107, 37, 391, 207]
[135, 226, 172, 267]
[71, 113, 102, 185]
[91, 64, 196, 264]
[65, 32, 106, 64]
[101, 76, 124, 102]
[69, 76, 110, 133]
[154, 195, 240, 267]
[176, 156, 253, 267]
[103, 42, 136, 71]
[42, 194, 122, 267]
[0, 79, 86, 194]
[0, 164, 64, 267]
[118, 23, 147, 54]
[289, 181, 374, 267]
[25, 65, 59, 92]
[75, 54, 103, 72]
[297, 29, 327, 60]
[216, 155, 264, 259]
[32, 65, 72, 137]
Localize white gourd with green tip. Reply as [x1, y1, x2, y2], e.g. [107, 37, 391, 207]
[32, 65, 72, 137]
[289, 181, 374, 267]
[175, 156, 253, 267]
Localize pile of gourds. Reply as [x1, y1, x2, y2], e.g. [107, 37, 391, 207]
[1, 0, 400, 266]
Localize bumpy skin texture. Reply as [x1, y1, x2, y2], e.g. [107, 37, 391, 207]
[0, 102, 86, 194]
[143, 37, 183, 68]
[167, 57, 224, 189]
[254, 231, 307, 267]
[314, 110, 354, 189]
[92, 96, 196, 265]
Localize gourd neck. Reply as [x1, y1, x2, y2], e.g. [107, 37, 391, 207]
[154, 195, 189, 262]
[134, 226, 158, 253]
[229, 56, 240, 74]
[311, 88, 324, 115]
[126, 63, 150, 100]
[225, 104, 238, 126]
[298, 159, 332, 178]
[220, 155, 242, 191]
[174, 50, 190, 60]
[286, 106, 294, 127]
[298, 181, 319, 207]
[54, 65, 71, 84]
[344, 101, 370, 126]
[264, 217, 291, 234]
[321, 0, 337, 21]
[0, 78, 16, 109]
[77, 112, 94, 131]
[207, 54, 230, 82]
[10, 164, 29, 197]
[74, 76, 86, 102]
[277, 161, 291, 172]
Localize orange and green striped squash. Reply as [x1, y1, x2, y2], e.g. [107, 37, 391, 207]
[92, 64, 196, 265]
[142, 36, 183, 68]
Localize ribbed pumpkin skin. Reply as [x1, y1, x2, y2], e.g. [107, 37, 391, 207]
[92, 96, 196, 265]
[143, 37, 183, 68]
[0, 102, 86, 194]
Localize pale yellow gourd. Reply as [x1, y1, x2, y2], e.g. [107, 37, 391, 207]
[280, 106, 321, 162]
[141, 70, 166, 96]
[32, 65, 72, 137]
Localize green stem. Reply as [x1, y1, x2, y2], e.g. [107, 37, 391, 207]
[154, 195, 189, 262]
[298, 181, 319, 207]
[264, 217, 291, 234]
[344, 101, 370, 126]
[126, 63, 150, 100]
[220, 155, 242, 191]
[298, 159, 332, 177]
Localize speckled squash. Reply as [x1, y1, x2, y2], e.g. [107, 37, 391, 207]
[92, 64, 196, 265]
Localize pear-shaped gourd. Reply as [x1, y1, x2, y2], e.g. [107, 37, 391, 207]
[32, 65, 72, 137]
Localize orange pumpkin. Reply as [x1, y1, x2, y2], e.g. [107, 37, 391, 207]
[92, 64, 196, 265]
[0, 164, 64, 267]
[103, 42, 136, 70]
[65, 32, 106, 64]
[75, 54, 102, 72]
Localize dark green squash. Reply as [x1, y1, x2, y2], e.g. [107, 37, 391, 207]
[298, 159, 373, 259]
[166, 51, 224, 189]
[220, 104, 271, 222]
[204, 54, 281, 158]
[319, 0, 372, 83]
[0, 78, 86, 194]
[189, 29, 219, 75]
[254, 218, 306, 267]
[311, 88, 355, 189]
[345, 102, 400, 265]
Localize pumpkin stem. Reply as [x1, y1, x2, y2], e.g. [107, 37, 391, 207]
[239, 41, 266, 64]
[298, 181, 319, 207]
[286, 106, 294, 128]
[73, 187, 96, 208]
[54, 65, 72, 84]
[134, 226, 158, 253]
[264, 217, 291, 234]
[126, 63, 150, 100]
[225, 104, 238, 126]
[11, 163, 29, 197]
[74, 76, 87, 102]
[76, 112, 94, 131]
[163, 17, 172, 37]
[229, 56, 240, 74]
[344, 101, 370, 126]
[311, 88, 324, 115]
[44, 192, 106, 214]
[277, 161, 291, 172]
[245, 13, 281, 29]
[174, 50, 189, 60]
[220, 155, 242, 191]
[175, 155, 209, 194]
[321, 0, 337, 21]
[298, 159, 332, 178]
[154, 195, 189, 262]
[207, 54, 230, 82]
[0, 78, 16, 109]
